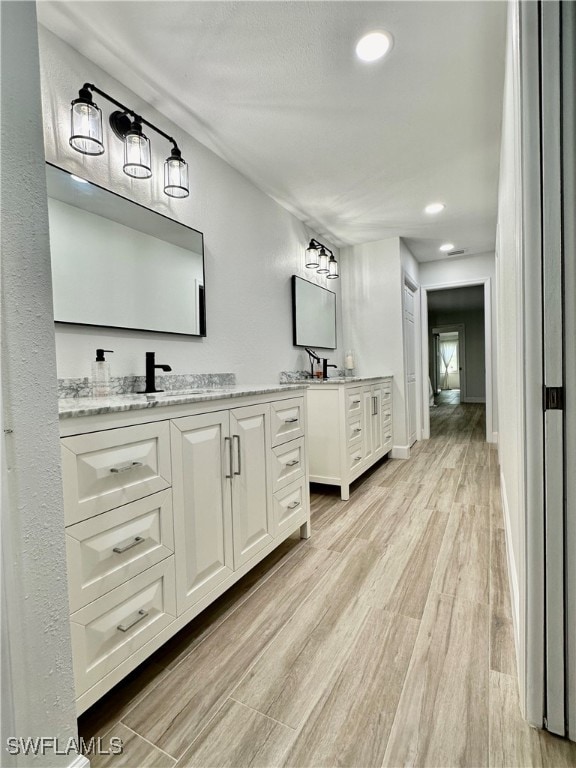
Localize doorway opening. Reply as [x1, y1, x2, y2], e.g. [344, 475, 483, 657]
[421, 280, 492, 442]
[432, 325, 465, 405]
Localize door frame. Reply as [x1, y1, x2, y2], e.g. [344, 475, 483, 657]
[403, 273, 422, 444]
[432, 324, 466, 400]
[420, 277, 494, 443]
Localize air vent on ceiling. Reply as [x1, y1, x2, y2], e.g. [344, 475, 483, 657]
[447, 249, 466, 257]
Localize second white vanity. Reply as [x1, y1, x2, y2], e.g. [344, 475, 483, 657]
[59, 384, 309, 714]
[305, 376, 393, 499]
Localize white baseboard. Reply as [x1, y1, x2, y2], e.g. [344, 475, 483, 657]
[391, 445, 411, 460]
[500, 470, 521, 674]
[462, 396, 486, 403]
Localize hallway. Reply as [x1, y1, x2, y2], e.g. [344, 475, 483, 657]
[79, 403, 576, 767]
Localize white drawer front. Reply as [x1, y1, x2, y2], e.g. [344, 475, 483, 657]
[349, 444, 364, 474]
[273, 478, 308, 535]
[346, 388, 363, 416]
[66, 490, 174, 612]
[270, 398, 304, 446]
[346, 415, 363, 445]
[70, 559, 176, 697]
[382, 407, 392, 426]
[271, 438, 305, 492]
[61, 422, 171, 525]
[381, 388, 392, 406]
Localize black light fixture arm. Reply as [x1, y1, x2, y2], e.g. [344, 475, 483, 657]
[82, 83, 180, 152]
[308, 238, 333, 257]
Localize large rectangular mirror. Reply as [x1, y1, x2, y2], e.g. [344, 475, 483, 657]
[46, 163, 206, 336]
[292, 275, 336, 349]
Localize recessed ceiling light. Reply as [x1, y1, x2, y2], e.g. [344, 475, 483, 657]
[70, 174, 88, 184]
[355, 31, 393, 63]
[439, 243, 455, 252]
[425, 202, 445, 215]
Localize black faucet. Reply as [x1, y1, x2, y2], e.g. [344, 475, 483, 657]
[322, 359, 338, 379]
[304, 347, 321, 378]
[139, 352, 172, 393]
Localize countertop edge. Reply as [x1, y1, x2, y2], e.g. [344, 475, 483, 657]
[59, 384, 308, 419]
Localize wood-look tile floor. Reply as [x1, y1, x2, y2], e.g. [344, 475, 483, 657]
[80, 401, 576, 768]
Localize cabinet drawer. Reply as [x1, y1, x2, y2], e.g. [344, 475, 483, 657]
[346, 415, 363, 445]
[382, 423, 393, 447]
[345, 388, 363, 416]
[66, 490, 174, 612]
[382, 407, 392, 426]
[273, 478, 308, 536]
[348, 444, 364, 473]
[381, 388, 392, 406]
[271, 438, 305, 492]
[61, 422, 171, 526]
[70, 559, 176, 697]
[270, 398, 304, 446]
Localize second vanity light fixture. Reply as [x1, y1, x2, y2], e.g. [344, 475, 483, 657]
[305, 239, 339, 279]
[69, 83, 189, 198]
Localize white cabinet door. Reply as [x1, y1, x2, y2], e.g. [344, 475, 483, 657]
[171, 413, 233, 614]
[230, 404, 274, 568]
[372, 385, 384, 457]
[362, 387, 374, 466]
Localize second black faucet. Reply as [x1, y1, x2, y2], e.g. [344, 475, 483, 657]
[140, 352, 172, 394]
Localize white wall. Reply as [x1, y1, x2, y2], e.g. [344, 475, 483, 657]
[494, 0, 551, 728]
[1, 4, 79, 767]
[420, 251, 498, 431]
[341, 237, 420, 455]
[38, 27, 343, 384]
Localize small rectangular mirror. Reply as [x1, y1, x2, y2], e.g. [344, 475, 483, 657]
[292, 275, 336, 349]
[46, 163, 206, 336]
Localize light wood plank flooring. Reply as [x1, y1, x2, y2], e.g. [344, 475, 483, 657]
[79, 400, 576, 767]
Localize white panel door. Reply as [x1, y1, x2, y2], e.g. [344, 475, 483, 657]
[563, 0, 576, 741]
[371, 385, 384, 457]
[362, 387, 374, 466]
[230, 404, 273, 568]
[171, 413, 233, 614]
[403, 282, 417, 447]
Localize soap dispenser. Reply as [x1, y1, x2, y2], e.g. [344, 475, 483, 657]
[92, 349, 114, 397]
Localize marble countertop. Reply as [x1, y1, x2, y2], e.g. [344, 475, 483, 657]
[286, 375, 393, 385]
[58, 384, 308, 419]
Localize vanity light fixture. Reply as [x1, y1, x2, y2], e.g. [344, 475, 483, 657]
[304, 239, 339, 279]
[69, 82, 189, 198]
[317, 247, 330, 275]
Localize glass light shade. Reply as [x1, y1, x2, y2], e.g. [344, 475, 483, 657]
[123, 126, 152, 179]
[327, 255, 339, 278]
[305, 242, 320, 268]
[164, 154, 189, 198]
[70, 100, 104, 155]
[317, 247, 329, 274]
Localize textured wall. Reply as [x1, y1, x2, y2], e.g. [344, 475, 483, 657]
[39, 27, 342, 384]
[1, 3, 78, 766]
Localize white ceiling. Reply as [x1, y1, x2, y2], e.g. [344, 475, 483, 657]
[37, 1, 507, 262]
